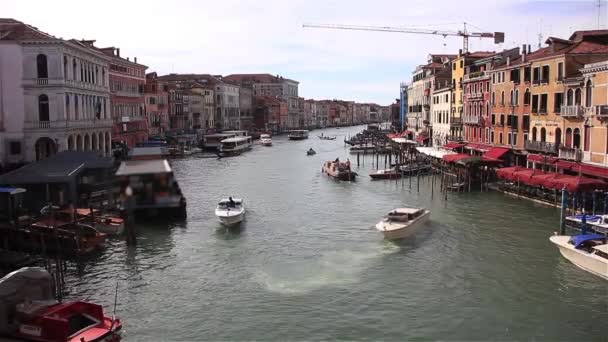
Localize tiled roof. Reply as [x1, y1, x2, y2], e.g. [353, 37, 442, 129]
[0, 18, 55, 41]
[569, 30, 608, 42]
[467, 51, 496, 58]
[157, 74, 224, 85]
[224, 73, 297, 84]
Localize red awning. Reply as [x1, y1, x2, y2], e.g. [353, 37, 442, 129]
[527, 154, 558, 164]
[465, 143, 492, 152]
[509, 168, 539, 182]
[387, 131, 412, 139]
[442, 153, 470, 163]
[484, 147, 510, 160]
[442, 142, 465, 150]
[556, 161, 608, 179]
[543, 175, 608, 192]
[496, 166, 524, 180]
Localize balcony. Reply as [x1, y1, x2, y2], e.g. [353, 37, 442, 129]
[561, 105, 584, 118]
[524, 140, 559, 154]
[25, 118, 114, 130]
[450, 117, 462, 126]
[447, 135, 464, 142]
[468, 93, 483, 100]
[559, 146, 583, 161]
[464, 71, 486, 81]
[462, 115, 482, 125]
[115, 90, 144, 98]
[596, 105, 608, 117]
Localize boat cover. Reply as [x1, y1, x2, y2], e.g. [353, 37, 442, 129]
[569, 234, 606, 249]
[0, 267, 55, 333]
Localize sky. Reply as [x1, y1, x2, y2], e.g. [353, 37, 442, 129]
[3, 0, 607, 105]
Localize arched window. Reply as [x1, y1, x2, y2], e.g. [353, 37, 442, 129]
[567, 89, 574, 106]
[84, 134, 90, 150]
[67, 135, 74, 151]
[76, 135, 82, 151]
[515, 89, 519, 105]
[95, 66, 99, 85]
[492, 92, 495, 105]
[555, 128, 562, 147]
[36, 54, 48, 79]
[575, 88, 582, 106]
[500, 91, 505, 105]
[510, 90, 514, 105]
[585, 80, 592, 107]
[573, 128, 581, 148]
[532, 127, 538, 141]
[63, 56, 68, 79]
[565, 128, 573, 147]
[540, 127, 546, 142]
[524, 88, 530, 105]
[80, 64, 84, 82]
[479, 103, 483, 116]
[38, 94, 49, 121]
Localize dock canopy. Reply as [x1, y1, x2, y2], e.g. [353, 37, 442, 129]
[116, 159, 172, 176]
[0, 151, 113, 185]
[556, 160, 608, 179]
[442, 142, 464, 150]
[416, 147, 456, 159]
[442, 153, 471, 163]
[483, 147, 510, 160]
[527, 154, 558, 164]
[464, 143, 492, 152]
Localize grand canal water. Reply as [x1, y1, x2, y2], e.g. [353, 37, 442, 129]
[64, 126, 606, 341]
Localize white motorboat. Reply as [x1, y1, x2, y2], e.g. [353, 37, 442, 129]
[215, 198, 245, 226]
[288, 130, 309, 140]
[375, 207, 430, 240]
[217, 136, 253, 157]
[549, 234, 608, 280]
[565, 214, 608, 235]
[260, 134, 272, 146]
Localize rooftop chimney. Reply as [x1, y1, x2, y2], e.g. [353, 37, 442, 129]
[522, 44, 527, 55]
[116, 48, 120, 57]
[127, 57, 130, 61]
[528, 44, 531, 54]
[458, 49, 463, 57]
[507, 56, 511, 66]
[134, 57, 137, 63]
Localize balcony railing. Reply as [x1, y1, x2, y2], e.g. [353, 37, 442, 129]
[447, 135, 464, 142]
[559, 146, 583, 161]
[561, 105, 584, 118]
[450, 117, 462, 126]
[25, 118, 114, 130]
[37, 78, 48, 85]
[596, 105, 608, 116]
[468, 93, 483, 100]
[38, 121, 50, 128]
[462, 115, 482, 125]
[524, 140, 559, 154]
[464, 71, 486, 80]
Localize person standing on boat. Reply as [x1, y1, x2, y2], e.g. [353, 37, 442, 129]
[229, 197, 236, 208]
[346, 158, 351, 170]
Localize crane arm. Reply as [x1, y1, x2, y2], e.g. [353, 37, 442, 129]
[303, 23, 496, 38]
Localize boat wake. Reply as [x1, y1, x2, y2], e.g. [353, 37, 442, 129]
[254, 243, 399, 295]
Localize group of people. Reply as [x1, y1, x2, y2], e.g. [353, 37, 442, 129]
[333, 157, 351, 170]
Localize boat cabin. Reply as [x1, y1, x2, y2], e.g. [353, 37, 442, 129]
[260, 134, 271, 139]
[223, 130, 248, 137]
[568, 234, 607, 252]
[203, 133, 236, 150]
[220, 137, 252, 151]
[592, 244, 608, 259]
[387, 208, 425, 222]
[217, 198, 243, 209]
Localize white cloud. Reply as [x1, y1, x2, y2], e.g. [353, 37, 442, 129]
[3, 0, 603, 104]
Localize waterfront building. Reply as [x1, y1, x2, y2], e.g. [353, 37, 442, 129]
[0, 19, 112, 166]
[450, 51, 494, 142]
[145, 72, 169, 136]
[253, 96, 287, 132]
[94, 45, 148, 148]
[238, 87, 254, 132]
[223, 74, 298, 130]
[562, 59, 608, 165]
[189, 82, 215, 131]
[524, 31, 608, 157]
[431, 82, 453, 146]
[467, 48, 520, 147]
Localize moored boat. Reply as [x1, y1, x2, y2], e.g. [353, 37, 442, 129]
[115, 159, 187, 221]
[25, 219, 106, 256]
[370, 169, 402, 180]
[565, 214, 608, 235]
[307, 148, 316, 156]
[288, 130, 309, 140]
[321, 160, 357, 181]
[549, 234, 608, 280]
[399, 164, 432, 176]
[0, 267, 122, 342]
[375, 207, 430, 240]
[260, 134, 272, 146]
[202, 133, 236, 151]
[58, 208, 124, 235]
[217, 136, 253, 157]
[318, 135, 336, 140]
[215, 198, 245, 226]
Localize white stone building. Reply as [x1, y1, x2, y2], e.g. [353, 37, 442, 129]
[0, 19, 112, 165]
[431, 86, 453, 147]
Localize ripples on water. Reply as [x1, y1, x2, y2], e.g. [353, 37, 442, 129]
[62, 126, 607, 341]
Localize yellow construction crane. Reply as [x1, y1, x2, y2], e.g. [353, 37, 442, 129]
[302, 23, 504, 54]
